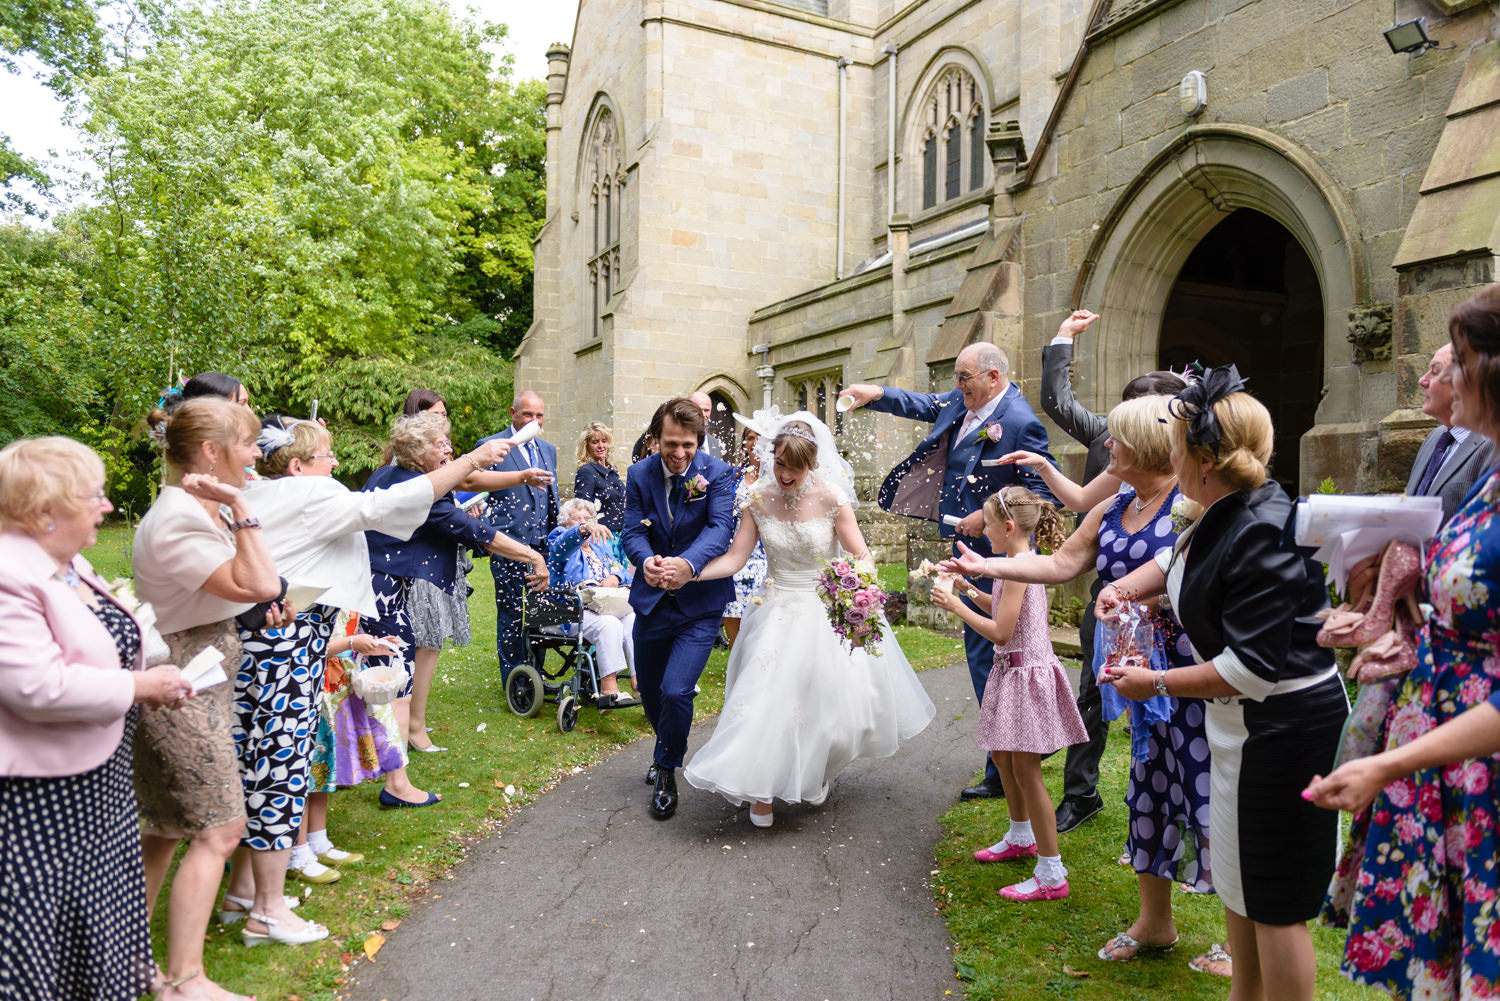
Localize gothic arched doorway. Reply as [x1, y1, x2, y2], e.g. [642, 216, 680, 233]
[1158, 209, 1323, 491]
[707, 389, 737, 456]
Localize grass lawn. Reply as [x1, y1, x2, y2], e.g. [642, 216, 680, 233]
[89, 523, 962, 1001]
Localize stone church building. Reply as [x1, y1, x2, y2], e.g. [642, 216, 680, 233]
[518, 0, 1499, 513]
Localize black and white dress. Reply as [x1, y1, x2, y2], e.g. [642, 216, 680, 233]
[234, 604, 338, 852]
[0, 600, 155, 1000]
[1163, 484, 1347, 924]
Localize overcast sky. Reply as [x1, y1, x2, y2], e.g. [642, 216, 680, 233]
[1, 1, 579, 217]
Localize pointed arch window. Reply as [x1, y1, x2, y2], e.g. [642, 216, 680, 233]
[585, 107, 623, 340]
[915, 66, 987, 212]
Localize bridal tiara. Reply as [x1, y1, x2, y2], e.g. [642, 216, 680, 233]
[778, 426, 816, 444]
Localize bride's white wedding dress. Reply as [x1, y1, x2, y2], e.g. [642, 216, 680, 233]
[683, 477, 936, 806]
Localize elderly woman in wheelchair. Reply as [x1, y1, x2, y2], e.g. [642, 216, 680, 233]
[546, 498, 640, 710]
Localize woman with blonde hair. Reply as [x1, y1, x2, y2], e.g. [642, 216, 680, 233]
[0, 436, 194, 1001]
[132, 396, 281, 999]
[574, 421, 625, 533]
[1095, 370, 1346, 1001]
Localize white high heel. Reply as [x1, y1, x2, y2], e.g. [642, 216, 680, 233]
[241, 911, 329, 947]
[216, 893, 300, 924]
[807, 782, 830, 807]
[749, 803, 774, 828]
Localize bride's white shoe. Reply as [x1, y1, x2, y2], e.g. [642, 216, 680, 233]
[807, 782, 830, 807]
[749, 803, 774, 828]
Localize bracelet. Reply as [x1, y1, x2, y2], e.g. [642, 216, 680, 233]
[1154, 669, 1169, 698]
[227, 516, 261, 533]
[466, 454, 483, 471]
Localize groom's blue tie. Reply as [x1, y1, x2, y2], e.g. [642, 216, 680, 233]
[667, 473, 685, 526]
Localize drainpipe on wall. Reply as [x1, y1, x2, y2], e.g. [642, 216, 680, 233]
[837, 56, 850, 280]
[883, 44, 897, 228]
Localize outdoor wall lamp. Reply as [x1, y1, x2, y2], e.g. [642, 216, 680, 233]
[1384, 17, 1439, 56]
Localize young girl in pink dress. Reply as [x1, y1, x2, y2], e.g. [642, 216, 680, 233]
[932, 485, 1086, 901]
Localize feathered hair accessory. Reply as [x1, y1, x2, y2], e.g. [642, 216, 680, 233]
[256, 421, 297, 457]
[1167, 364, 1249, 457]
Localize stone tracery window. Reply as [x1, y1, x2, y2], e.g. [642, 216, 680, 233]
[585, 107, 623, 340]
[917, 66, 986, 211]
[792, 369, 846, 435]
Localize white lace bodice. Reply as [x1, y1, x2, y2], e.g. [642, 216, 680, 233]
[746, 478, 843, 591]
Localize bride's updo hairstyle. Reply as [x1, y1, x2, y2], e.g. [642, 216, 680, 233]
[773, 420, 819, 471]
[984, 485, 1068, 552]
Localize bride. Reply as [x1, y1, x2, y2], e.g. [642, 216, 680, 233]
[684, 413, 935, 827]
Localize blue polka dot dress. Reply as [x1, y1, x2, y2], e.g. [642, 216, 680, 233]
[0, 598, 155, 1000]
[1096, 487, 1213, 891]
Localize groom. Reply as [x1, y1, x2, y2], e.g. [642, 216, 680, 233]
[621, 397, 737, 819]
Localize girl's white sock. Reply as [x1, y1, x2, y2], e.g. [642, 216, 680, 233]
[1035, 854, 1068, 887]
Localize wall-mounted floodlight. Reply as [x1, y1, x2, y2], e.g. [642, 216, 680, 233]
[1384, 17, 1438, 56]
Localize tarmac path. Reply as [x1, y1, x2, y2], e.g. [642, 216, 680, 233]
[342, 662, 979, 1001]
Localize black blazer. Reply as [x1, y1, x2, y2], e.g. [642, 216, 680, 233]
[362, 465, 495, 593]
[1040, 341, 1110, 484]
[574, 461, 625, 533]
[1174, 483, 1334, 700]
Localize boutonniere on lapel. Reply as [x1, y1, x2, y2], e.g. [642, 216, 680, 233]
[685, 473, 710, 501]
[975, 421, 1003, 442]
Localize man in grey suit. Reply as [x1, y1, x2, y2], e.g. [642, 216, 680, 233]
[1040, 309, 1187, 833]
[689, 392, 725, 459]
[1407, 343, 1494, 523]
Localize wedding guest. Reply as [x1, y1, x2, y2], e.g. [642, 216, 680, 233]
[1037, 308, 1187, 835]
[843, 342, 1057, 802]
[1096, 370, 1347, 1001]
[689, 391, 726, 459]
[944, 395, 1217, 970]
[631, 431, 658, 463]
[0, 436, 193, 1001]
[477, 391, 559, 685]
[574, 421, 626, 533]
[146, 372, 250, 442]
[548, 498, 638, 708]
[1323, 285, 1500, 1000]
[721, 415, 770, 646]
[1404, 342, 1494, 523]
[397, 389, 548, 746]
[364, 411, 549, 805]
[132, 396, 279, 998]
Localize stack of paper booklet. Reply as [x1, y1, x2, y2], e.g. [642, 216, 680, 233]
[1292, 493, 1444, 594]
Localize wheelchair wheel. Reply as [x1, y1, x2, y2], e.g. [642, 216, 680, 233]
[557, 694, 578, 733]
[505, 663, 545, 718]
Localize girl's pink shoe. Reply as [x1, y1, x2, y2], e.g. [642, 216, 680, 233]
[973, 841, 1038, 863]
[1000, 879, 1070, 901]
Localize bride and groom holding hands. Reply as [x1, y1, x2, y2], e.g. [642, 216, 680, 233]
[621, 341, 1054, 827]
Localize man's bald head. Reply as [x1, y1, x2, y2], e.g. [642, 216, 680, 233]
[511, 390, 545, 431]
[954, 343, 1009, 410]
[689, 392, 713, 424]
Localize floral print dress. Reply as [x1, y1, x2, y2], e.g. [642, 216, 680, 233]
[1339, 468, 1500, 999]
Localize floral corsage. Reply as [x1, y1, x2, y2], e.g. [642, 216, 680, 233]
[1168, 496, 1203, 534]
[975, 421, 1004, 442]
[684, 473, 710, 501]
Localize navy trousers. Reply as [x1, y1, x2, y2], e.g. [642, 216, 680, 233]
[492, 555, 533, 683]
[957, 535, 1000, 785]
[632, 598, 719, 770]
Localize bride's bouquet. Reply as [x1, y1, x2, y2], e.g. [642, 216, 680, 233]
[817, 557, 888, 655]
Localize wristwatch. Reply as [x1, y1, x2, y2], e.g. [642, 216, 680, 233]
[228, 516, 262, 533]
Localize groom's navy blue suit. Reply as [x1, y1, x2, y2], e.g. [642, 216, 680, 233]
[621, 451, 736, 770]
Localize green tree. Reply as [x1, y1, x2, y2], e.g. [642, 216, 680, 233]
[80, 0, 538, 448]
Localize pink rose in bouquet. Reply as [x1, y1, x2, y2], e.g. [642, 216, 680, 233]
[816, 557, 887, 654]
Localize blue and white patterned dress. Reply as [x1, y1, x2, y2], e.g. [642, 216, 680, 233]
[1095, 487, 1213, 890]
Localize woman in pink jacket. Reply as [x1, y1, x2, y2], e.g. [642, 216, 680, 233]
[0, 437, 192, 1001]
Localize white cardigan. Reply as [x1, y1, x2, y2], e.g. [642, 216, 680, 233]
[244, 473, 433, 616]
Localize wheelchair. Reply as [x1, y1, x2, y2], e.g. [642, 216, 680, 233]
[504, 540, 638, 733]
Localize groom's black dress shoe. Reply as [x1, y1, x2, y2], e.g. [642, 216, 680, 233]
[645, 764, 658, 785]
[650, 768, 678, 820]
[960, 776, 1006, 801]
[1054, 793, 1104, 833]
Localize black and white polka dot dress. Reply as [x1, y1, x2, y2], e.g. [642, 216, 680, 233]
[0, 598, 155, 1001]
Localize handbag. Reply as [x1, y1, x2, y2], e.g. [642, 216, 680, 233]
[578, 585, 632, 619]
